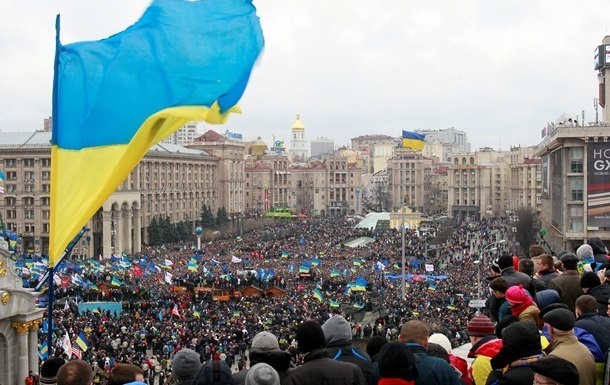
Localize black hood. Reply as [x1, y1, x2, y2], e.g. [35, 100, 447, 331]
[588, 237, 608, 255]
[490, 322, 541, 369]
[249, 350, 293, 372]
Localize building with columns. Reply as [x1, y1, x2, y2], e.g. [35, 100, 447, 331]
[0, 245, 45, 385]
[0, 131, 221, 258]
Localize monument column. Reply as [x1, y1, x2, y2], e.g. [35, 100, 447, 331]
[28, 319, 42, 374]
[12, 321, 30, 384]
[133, 208, 142, 252]
[123, 209, 132, 254]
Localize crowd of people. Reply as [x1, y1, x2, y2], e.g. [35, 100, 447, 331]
[17, 216, 610, 385]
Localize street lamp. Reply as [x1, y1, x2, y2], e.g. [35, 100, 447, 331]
[475, 239, 506, 302]
[195, 226, 203, 251]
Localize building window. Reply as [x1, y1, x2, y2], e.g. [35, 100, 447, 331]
[6, 171, 17, 181]
[42, 158, 51, 167]
[24, 224, 35, 233]
[43, 223, 50, 233]
[25, 184, 35, 193]
[7, 210, 16, 219]
[23, 159, 35, 167]
[24, 171, 35, 181]
[41, 197, 50, 206]
[5, 197, 16, 206]
[24, 209, 35, 219]
[5, 159, 16, 167]
[24, 197, 35, 206]
[42, 210, 50, 219]
[6, 184, 16, 193]
[569, 147, 583, 173]
[569, 206, 584, 231]
[569, 177, 583, 201]
[42, 184, 50, 193]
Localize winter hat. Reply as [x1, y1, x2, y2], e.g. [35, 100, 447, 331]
[321, 315, 352, 345]
[366, 336, 388, 359]
[535, 290, 560, 310]
[539, 303, 570, 319]
[428, 333, 452, 354]
[192, 360, 233, 385]
[296, 320, 327, 353]
[377, 341, 418, 381]
[580, 272, 601, 289]
[40, 357, 67, 385]
[245, 363, 280, 385]
[172, 348, 202, 382]
[491, 322, 541, 370]
[529, 356, 579, 385]
[543, 308, 576, 331]
[495, 315, 518, 338]
[497, 255, 515, 271]
[251, 332, 280, 353]
[576, 244, 594, 260]
[504, 285, 530, 305]
[560, 253, 578, 269]
[467, 315, 495, 337]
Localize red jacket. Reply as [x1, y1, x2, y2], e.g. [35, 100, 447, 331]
[449, 354, 471, 385]
[378, 378, 415, 385]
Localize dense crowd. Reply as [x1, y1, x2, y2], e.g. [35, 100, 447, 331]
[19, 216, 610, 385]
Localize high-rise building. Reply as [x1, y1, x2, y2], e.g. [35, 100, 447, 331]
[416, 127, 471, 162]
[350, 134, 398, 174]
[162, 122, 199, 146]
[289, 114, 308, 161]
[310, 137, 334, 157]
[387, 149, 435, 214]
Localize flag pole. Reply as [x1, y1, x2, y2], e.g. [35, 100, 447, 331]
[401, 149, 406, 300]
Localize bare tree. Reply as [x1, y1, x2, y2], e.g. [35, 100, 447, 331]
[513, 207, 539, 257]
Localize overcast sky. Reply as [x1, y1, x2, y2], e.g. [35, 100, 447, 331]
[1, 0, 609, 151]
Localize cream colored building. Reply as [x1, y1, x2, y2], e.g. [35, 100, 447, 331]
[387, 149, 435, 214]
[0, 131, 221, 258]
[244, 154, 291, 214]
[351, 135, 398, 174]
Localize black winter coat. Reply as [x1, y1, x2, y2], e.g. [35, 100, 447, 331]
[287, 349, 367, 385]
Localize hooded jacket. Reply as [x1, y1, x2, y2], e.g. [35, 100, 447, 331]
[287, 349, 367, 385]
[588, 284, 610, 316]
[232, 350, 294, 385]
[468, 337, 501, 385]
[588, 237, 609, 264]
[322, 316, 372, 380]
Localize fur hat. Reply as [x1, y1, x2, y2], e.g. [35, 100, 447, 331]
[245, 363, 280, 385]
[543, 308, 576, 331]
[321, 315, 352, 345]
[377, 342, 418, 381]
[40, 357, 67, 385]
[296, 320, 326, 353]
[251, 332, 280, 353]
[172, 349, 201, 382]
[467, 315, 495, 337]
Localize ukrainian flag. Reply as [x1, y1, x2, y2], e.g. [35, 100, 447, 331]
[402, 130, 425, 150]
[187, 262, 198, 272]
[110, 277, 122, 287]
[330, 269, 340, 278]
[193, 308, 201, 319]
[353, 303, 364, 310]
[76, 332, 89, 352]
[39, 341, 48, 361]
[299, 265, 310, 274]
[49, 0, 264, 266]
[329, 300, 340, 308]
[313, 289, 324, 302]
[0, 171, 4, 181]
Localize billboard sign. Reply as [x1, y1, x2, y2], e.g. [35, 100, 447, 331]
[588, 142, 610, 227]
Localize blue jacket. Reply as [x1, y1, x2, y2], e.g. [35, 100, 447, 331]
[575, 312, 610, 352]
[406, 344, 462, 385]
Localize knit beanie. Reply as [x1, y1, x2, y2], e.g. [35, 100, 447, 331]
[467, 315, 495, 337]
[172, 348, 201, 382]
[377, 342, 418, 381]
[251, 332, 280, 353]
[580, 272, 601, 289]
[192, 361, 232, 385]
[428, 333, 452, 354]
[296, 320, 327, 353]
[40, 357, 67, 385]
[321, 315, 352, 345]
[497, 255, 514, 271]
[505, 285, 530, 305]
[245, 363, 280, 385]
[536, 289, 560, 310]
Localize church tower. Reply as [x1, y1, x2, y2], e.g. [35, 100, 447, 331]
[289, 113, 308, 161]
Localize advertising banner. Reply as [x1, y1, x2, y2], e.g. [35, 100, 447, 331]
[588, 142, 610, 227]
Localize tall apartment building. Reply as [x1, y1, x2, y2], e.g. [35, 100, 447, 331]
[509, 146, 542, 214]
[244, 154, 291, 214]
[289, 114, 308, 161]
[387, 149, 435, 214]
[310, 137, 334, 157]
[161, 122, 200, 146]
[416, 127, 471, 162]
[0, 131, 219, 258]
[350, 134, 398, 174]
[188, 130, 245, 216]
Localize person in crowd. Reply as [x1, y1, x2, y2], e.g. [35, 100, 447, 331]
[40, 358, 67, 385]
[192, 360, 233, 385]
[587, 237, 609, 264]
[365, 336, 388, 363]
[287, 320, 366, 385]
[57, 360, 94, 385]
[245, 363, 280, 385]
[170, 349, 202, 385]
[579, 272, 610, 315]
[322, 315, 372, 380]
[488, 278, 511, 321]
[487, 322, 543, 385]
[466, 315, 500, 385]
[504, 285, 539, 324]
[497, 255, 534, 294]
[576, 244, 597, 274]
[518, 258, 547, 292]
[548, 253, 584, 312]
[396, 320, 461, 385]
[529, 356, 579, 385]
[108, 364, 146, 385]
[376, 342, 418, 385]
[233, 331, 293, 385]
[575, 295, 610, 353]
[428, 333, 470, 385]
[536, 254, 559, 286]
[542, 308, 596, 385]
[528, 245, 545, 259]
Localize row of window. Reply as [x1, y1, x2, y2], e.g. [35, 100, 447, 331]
[4, 197, 50, 206]
[3, 159, 52, 167]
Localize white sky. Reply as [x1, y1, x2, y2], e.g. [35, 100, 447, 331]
[1, 0, 609, 151]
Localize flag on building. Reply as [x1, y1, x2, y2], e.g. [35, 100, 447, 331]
[0, 171, 4, 182]
[402, 130, 425, 150]
[49, 0, 264, 267]
[76, 332, 89, 352]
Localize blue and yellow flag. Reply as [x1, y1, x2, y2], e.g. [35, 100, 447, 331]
[110, 277, 122, 287]
[329, 300, 340, 308]
[313, 289, 324, 302]
[0, 171, 4, 182]
[49, 0, 264, 266]
[76, 332, 89, 352]
[402, 130, 425, 150]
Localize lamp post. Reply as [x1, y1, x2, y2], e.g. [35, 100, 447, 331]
[195, 226, 203, 251]
[476, 239, 506, 301]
